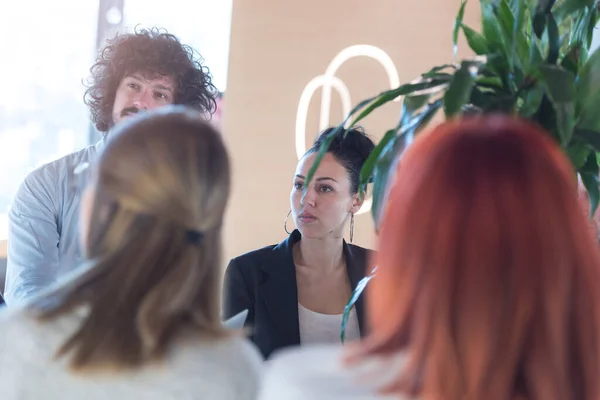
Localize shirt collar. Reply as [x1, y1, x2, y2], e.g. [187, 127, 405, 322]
[93, 133, 109, 155]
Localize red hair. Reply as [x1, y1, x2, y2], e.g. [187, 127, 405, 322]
[358, 115, 600, 400]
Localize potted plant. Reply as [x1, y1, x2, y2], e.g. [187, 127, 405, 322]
[322, 0, 600, 341]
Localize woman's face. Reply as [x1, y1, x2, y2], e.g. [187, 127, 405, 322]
[290, 152, 362, 239]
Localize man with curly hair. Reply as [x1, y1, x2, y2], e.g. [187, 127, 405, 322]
[4, 28, 219, 305]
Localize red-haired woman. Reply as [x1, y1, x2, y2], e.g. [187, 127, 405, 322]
[258, 115, 600, 400]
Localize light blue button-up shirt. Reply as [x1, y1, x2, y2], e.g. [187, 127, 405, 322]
[4, 138, 106, 305]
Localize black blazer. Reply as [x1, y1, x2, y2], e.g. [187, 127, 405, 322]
[223, 229, 372, 359]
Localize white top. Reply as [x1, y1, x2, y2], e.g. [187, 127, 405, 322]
[0, 307, 263, 400]
[258, 344, 411, 400]
[298, 303, 361, 344]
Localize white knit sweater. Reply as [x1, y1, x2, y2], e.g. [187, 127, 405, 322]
[0, 307, 262, 400]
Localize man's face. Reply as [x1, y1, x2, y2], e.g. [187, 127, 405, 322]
[111, 72, 176, 127]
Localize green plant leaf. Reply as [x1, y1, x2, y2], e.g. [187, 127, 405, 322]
[470, 87, 496, 109]
[538, 0, 558, 14]
[411, 99, 444, 135]
[579, 42, 591, 65]
[482, 2, 510, 54]
[444, 62, 477, 117]
[560, 46, 581, 75]
[496, 0, 529, 73]
[348, 78, 450, 128]
[533, 12, 547, 38]
[497, 0, 516, 40]
[515, 31, 533, 73]
[399, 98, 443, 143]
[303, 70, 450, 197]
[321, 0, 600, 239]
[371, 144, 399, 227]
[576, 48, 600, 131]
[402, 94, 430, 114]
[476, 75, 505, 89]
[529, 24, 545, 66]
[371, 99, 443, 225]
[586, 7, 598, 48]
[559, 31, 570, 58]
[359, 129, 396, 187]
[486, 54, 512, 86]
[454, 0, 468, 58]
[462, 24, 490, 55]
[302, 128, 338, 201]
[566, 140, 592, 168]
[401, 94, 430, 124]
[370, 138, 397, 225]
[547, 13, 560, 63]
[570, 6, 592, 47]
[574, 129, 600, 152]
[569, 9, 585, 45]
[539, 65, 576, 103]
[534, 94, 561, 141]
[341, 268, 377, 342]
[519, 83, 544, 116]
[580, 151, 600, 217]
[539, 65, 576, 145]
[342, 95, 381, 126]
[511, 0, 527, 34]
[422, 64, 457, 78]
[360, 95, 438, 198]
[553, 0, 595, 21]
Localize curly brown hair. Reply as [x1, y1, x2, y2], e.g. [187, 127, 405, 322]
[84, 27, 218, 132]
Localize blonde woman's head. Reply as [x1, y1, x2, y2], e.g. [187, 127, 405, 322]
[36, 105, 231, 370]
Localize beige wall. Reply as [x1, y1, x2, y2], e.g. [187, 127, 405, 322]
[221, 0, 480, 263]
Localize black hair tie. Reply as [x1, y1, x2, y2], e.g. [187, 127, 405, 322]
[186, 229, 204, 245]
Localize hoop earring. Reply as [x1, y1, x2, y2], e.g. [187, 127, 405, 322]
[350, 213, 355, 243]
[284, 210, 292, 235]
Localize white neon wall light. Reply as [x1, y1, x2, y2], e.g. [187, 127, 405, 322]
[295, 44, 400, 215]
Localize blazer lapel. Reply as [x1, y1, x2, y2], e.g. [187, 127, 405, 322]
[344, 242, 370, 337]
[258, 231, 301, 347]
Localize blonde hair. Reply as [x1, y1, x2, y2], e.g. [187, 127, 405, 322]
[33, 106, 231, 370]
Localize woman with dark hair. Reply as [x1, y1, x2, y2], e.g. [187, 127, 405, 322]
[223, 127, 376, 359]
[258, 115, 600, 400]
[0, 107, 262, 399]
